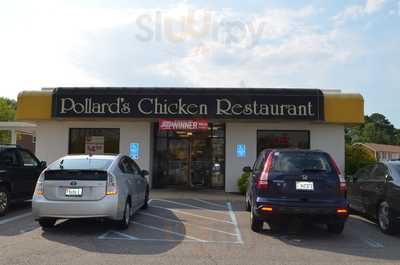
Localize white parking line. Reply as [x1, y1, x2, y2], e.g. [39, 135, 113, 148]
[98, 230, 139, 240]
[227, 202, 243, 244]
[152, 199, 230, 215]
[150, 205, 234, 224]
[132, 221, 208, 242]
[364, 239, 384, 248]
[192, 199, 228, 209]
[138, 212, 238, 236]
[0, 212, 32, 225]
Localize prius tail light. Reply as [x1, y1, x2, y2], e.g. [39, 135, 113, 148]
[106, 172, 118, 196]
[329, 155, 347, 193]
[34, 172, 45, 196]
[256, 152, 274, 190]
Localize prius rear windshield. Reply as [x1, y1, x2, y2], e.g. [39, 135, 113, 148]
[390, 164, 400, 177]
[271, 152, 333, 173]
[48, 158, 113, 170]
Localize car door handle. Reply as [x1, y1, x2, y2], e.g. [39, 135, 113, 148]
[0, 170, 6, 174]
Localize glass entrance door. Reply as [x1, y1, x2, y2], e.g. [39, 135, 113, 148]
[167, 139, 190, 187]
[153, 123, 226, 189]
[167, 138, 212, 188]
[190, 139, 211, 187]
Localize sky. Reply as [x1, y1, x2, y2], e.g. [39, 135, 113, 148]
[0, 0, 399, 126]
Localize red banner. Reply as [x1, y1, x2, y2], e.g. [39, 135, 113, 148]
[159, 119, 209, 131]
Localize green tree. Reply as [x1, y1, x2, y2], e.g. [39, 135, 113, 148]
[346, 113, 398, 145]
[0, 97, 16, 121]
[0, 97, 16, 144]
[345, 144, 376, 176]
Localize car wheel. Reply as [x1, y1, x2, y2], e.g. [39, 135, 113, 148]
[118, 200, 131, 230]
[141, 188, 149, 210]
[245, 199, 251, 212]
[267, 220, 283, 233]
[327, 223, 345, 234]
[0, 186, 9, 217]
[39, 218, 56, 229]
[250, 207, 263, 232]
[378, 201, 397, 235]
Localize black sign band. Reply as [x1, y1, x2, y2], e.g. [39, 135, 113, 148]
[52, 88, 324, 121]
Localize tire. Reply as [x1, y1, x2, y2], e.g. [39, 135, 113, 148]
[250, 207, 263, 232]
[245, 199, 251, 212]
[141, 188, 149, 210]
[327, 222, 345, 234]
[377, 201, 397, 235]
[0, 186, 9, 217]
[117, 200, 131, 230]
[267, 220, 283, 233]
[39, 218, 56, 229]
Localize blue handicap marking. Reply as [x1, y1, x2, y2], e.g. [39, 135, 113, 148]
[130, 143, 140, 160]
[236, 144, 246, 158]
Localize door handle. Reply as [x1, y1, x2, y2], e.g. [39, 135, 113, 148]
[0, 170, 6, 174]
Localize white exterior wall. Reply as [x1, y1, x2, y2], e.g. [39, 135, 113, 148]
[225, 122, 345, 193]
[34, 120, 345, 193]
[35, 121, 152, 185]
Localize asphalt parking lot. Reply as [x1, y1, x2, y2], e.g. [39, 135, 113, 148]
[1, 190, 400, 265]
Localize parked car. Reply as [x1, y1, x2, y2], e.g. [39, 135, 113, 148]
[0, 145, 46, 216]
[348, 161, 400, 234]
[245, 149, 348, 234]
[32, 154, 150, 230]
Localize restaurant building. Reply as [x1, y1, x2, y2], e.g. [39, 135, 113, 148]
[16, 87, 364, 192]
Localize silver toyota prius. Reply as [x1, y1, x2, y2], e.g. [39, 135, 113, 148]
[32, 154, 150, 230]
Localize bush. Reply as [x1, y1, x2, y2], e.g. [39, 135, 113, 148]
[345, 144, 376, 176]
[237, 171, 251, 195]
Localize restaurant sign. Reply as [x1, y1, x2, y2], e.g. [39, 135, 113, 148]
[52, 88, 324, 121]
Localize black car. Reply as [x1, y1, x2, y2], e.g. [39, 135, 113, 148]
[0, 145, 46, 216]
[348, 161, 400, 234]
[245, 149, 348, 234]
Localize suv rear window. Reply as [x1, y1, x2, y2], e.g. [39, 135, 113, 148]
[48, 158, 113, 170]
[271, 152, 333, 173]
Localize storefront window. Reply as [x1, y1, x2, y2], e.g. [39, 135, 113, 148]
[69, 128, 120, 155]
[257, 130, 310, 155]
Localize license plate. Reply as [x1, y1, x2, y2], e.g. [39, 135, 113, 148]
[65, 188, 83, 197]
[296, 181, 314, 191]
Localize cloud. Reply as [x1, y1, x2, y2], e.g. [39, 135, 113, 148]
[365, 0, 386, 14]
[333, 0, 386, 25]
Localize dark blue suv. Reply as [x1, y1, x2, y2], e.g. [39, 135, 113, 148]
[245, 149, 348, 234]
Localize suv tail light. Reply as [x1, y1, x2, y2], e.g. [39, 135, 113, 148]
[106, 172, 118, 196]
[256, 152, 273, 189]
[34, 172, 45, 196]
[329, 155, 347, 193]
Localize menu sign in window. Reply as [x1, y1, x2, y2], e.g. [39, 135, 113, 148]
[85, 136, 105, 155]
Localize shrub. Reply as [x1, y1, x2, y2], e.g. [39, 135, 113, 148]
[237, 171, 251, 195]
[345, 144, 376, 176]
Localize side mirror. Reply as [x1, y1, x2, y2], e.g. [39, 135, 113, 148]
[386, 175, 394, 182]
[243, 166, 252, 173]
[40, 161, 47, 168]
[141, 170, 149, 176]
[352, 176, 358, 183]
